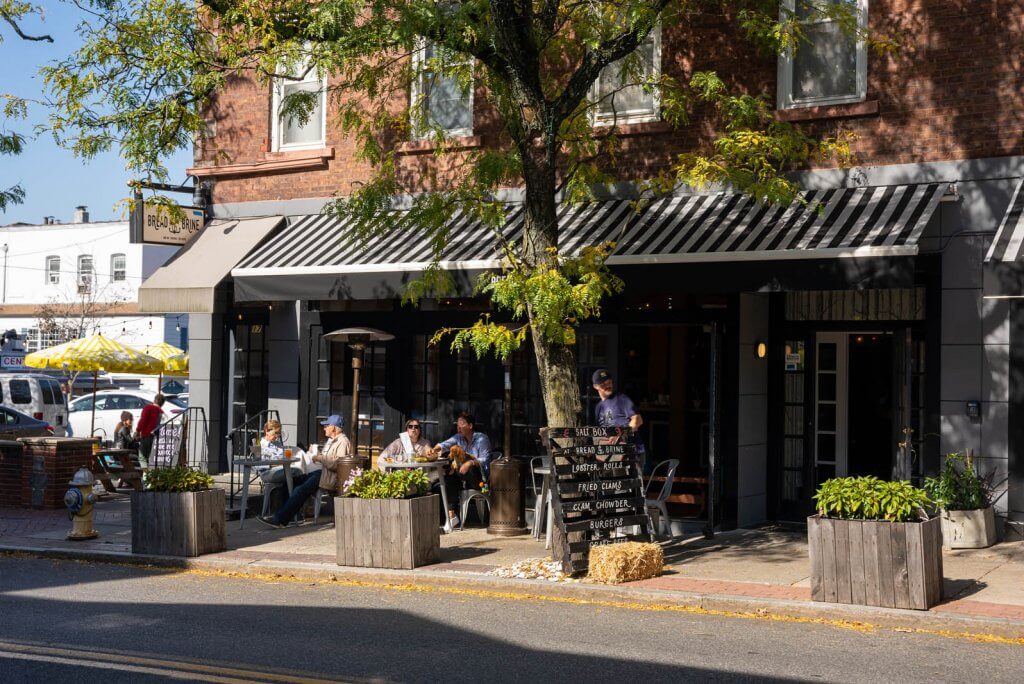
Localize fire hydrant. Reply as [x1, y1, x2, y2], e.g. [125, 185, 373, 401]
[64, 467, 99, 541]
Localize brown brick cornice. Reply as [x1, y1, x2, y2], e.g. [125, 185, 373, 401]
[188, 147, 335, 178]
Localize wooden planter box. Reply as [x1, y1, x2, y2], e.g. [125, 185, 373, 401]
[131, 489, 227, 557]
[335, 494, 440, 569]
[808, 515, 943, 610]
[940, 507, 998, 549]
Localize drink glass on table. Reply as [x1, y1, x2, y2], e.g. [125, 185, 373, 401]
[284, 448, 293, 459]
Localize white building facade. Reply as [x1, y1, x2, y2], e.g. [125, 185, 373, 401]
[0, 207, 185, 357]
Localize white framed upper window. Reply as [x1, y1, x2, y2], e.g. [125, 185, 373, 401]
[77, 255, 93, 293]
[777, 0, 868, 110]
[110, 253, 126, 282]
[410, 40, 474, 139]
[45, 256, 60, 285]
[270, 53, 327, 151]
[592, 22, 662, 126]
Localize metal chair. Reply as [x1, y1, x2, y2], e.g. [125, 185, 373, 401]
[645, 458, 680, 539]
[312, 488, 333, 524]
[526, 456, 548, 538]
[458, 451, 496, 529]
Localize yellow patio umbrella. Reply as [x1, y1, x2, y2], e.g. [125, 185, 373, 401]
[143, 343, 189, 387]
[24, 333, 164, 436]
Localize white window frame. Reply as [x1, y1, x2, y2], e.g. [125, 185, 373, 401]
[590, 22, 662, 127]
[410, 38, 475, 140]
[270, 54, 328, 152]
[45, 255, 60, 285]
[777, 0, 868, 110]
[110, 253, 126, 282]
[77, 254, 94, 293]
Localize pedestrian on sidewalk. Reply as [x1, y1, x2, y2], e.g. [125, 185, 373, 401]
[135, 394, 165, 469]
[258, 414, 351, 528]
[591, 369, 645, 467]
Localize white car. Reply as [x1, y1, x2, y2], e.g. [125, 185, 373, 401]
[68, 390, 186, 440]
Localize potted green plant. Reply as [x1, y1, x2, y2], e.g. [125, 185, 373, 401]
[131, 466, 226, 557]
[335, 468, 439, 569]
[924, 452, 997, 549]
[809, 476, 942, 610]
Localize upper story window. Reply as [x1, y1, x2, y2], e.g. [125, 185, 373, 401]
[592, 23, 662, 126]
[410, 40, 474, 139]
[110, 253, 126, 282]
[271, 54, 327, 151]
[777, 0, 868, 110]
[45, 256, 60, 285]
[77, 255, 93, 293]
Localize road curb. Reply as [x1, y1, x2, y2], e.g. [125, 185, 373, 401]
[4, 542, 1023, 641]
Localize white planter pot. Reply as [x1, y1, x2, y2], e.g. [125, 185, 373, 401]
[940, 506, 997, 549]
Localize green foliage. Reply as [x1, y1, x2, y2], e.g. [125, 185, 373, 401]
[344, 468, 430, 500]
[924, 452, 990, 511]
[814, 476, 932, 523]
[144, 466, 215, 493]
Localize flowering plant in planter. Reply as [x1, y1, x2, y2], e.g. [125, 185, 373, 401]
[343, 468, 430, 499]
[923, 452, 991, 511]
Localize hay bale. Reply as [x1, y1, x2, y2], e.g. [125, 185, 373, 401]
[587, 542, 663, 583]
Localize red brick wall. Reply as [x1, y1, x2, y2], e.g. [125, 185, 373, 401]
[196, 1, 1024, 205]
[18, 439, 94, 510]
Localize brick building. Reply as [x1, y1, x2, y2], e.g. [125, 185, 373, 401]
[141, 2, 1024, 535]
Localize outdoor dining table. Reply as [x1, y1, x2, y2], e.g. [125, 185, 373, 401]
[232, 456, 298, 529]
[381, 457, 454, 533]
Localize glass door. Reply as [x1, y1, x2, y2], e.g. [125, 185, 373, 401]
[814, 332, 848, 485]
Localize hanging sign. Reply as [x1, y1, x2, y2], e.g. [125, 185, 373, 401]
[131, 202, 204, 246]
[546, 426, 653, 576]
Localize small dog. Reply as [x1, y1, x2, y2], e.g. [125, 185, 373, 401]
[448, 445, 471, 474]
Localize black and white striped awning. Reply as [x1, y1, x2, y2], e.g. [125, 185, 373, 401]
[986, 178, 1024, 263]
[232, 183, 947, 298]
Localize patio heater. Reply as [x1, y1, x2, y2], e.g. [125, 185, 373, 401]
[323, 328, 395, 466]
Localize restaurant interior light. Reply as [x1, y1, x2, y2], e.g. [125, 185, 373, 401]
[756, 341, 767, 359]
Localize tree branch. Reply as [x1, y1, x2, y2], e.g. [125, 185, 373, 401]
[1, 13, 53, 42]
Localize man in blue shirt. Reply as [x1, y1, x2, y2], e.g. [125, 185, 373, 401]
[433, 412, 491, 527]
[592, 368, 645, 463]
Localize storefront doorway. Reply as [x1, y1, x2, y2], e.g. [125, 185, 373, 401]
[813, 332, 895, 483]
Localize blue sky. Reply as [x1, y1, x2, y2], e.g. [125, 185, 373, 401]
[1, 4, 192, 225]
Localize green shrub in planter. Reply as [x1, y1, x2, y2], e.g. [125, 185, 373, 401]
[144, 466, 214, 493]
[813, 476, 931, 522]
[923, 452, 990, 511]
[342, 468, 429, 499]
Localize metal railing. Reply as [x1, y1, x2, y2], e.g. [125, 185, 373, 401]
[225, 409, 280, 510]
[151, 406, 209, 471]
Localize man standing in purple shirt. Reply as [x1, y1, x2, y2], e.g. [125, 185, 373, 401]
[592, 369, 645, 463]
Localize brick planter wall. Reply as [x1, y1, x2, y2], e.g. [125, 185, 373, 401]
[0, 440, 23, 508]
[18, 438, 96, 510]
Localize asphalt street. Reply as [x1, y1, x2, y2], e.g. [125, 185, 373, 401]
[0, 555, 1020, 683]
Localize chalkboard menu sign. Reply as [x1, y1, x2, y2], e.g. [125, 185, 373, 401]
[152, 423, 184, 467]
[546, 426, 653, 575]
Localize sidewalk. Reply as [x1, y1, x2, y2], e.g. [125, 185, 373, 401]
[3, 496, 1024, 639]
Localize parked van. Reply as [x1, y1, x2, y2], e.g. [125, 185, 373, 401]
[0, 374, 68, 436]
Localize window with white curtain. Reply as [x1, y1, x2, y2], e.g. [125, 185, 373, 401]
[777, 0, 868, 109]
[592, 23, 662, 126]
[77, 255, 93, 292]
[110, 253, 126, 282]
[270, 53, 327, 151]
[410, 40, 474, 138]
[45, 256, 60, 285]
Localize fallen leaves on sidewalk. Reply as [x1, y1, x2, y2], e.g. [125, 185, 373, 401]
[490, 558, 580, 582]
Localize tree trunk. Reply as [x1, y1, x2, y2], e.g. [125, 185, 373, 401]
[519, 146, 582, 430]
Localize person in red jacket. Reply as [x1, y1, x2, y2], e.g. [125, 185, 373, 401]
[135, 394, 165, 469]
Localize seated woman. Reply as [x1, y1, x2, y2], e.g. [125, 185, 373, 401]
[377, 420, 432, 468]
[258, 419, 301, 485]
[113, 411, 138, 451]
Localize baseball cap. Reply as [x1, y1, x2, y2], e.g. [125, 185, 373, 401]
[320, 414, 345, 428]
[592, 368, 612, 385]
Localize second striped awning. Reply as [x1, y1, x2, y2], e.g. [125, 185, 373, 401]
[233, 182, 948, 278]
